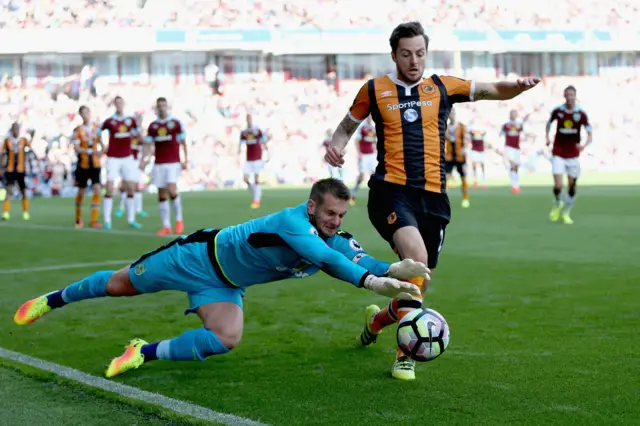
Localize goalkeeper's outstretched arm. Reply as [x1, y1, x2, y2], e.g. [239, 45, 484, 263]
[329, 230, 431, 282]
[280, 226, 420, 297]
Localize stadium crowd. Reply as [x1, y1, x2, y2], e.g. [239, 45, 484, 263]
[1, 64, 638, 197]
[0, 0, 638, 30]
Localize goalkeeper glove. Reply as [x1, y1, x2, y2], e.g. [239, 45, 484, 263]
[387, 258, 431, 282]
[363, 274, 421, 298]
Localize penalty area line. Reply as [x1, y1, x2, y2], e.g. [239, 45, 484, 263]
[0, 347, 270, 426]
[0, 260, 131, 275]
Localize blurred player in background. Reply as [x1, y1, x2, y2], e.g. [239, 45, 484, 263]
[350, 116, 377, 206]
[1, 122, 32, 220]
[117, 112, 147, 219]
[99, 96, 142, 230]
[14, 178, 427, 378]
[445, 108, 470, 208]
[500, 110, 526, 194]
[323, 128, 344, 180]
[546, 85, 592, 224]
[239, 114, 267, 209]
[71, 106, 103, 229]
[468, 122, 487, 189]
[326, 21, 540, 380]
[144, 97, 187, 236]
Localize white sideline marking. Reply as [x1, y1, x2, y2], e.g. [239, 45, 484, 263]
[0, 260, 130, 275]
[0, 223, 173, 239]
[0, 347, 269, 426]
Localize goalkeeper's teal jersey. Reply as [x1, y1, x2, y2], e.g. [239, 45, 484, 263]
[212, 202, 390, 289]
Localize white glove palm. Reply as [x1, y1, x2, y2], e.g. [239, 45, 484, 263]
[363, 274, 421, 298]
[387, 258, 431, 282]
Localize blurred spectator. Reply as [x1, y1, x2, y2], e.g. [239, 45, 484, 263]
[0, 0, 638, 30]
[1, 67, 638, 194]
[204, 63, 222, 96]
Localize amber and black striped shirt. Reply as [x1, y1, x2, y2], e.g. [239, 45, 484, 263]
[1, 135, 31, 173]
[348, 73, 474, 193]
[445, 121, 467, 163]
[71, 124, 102, 169]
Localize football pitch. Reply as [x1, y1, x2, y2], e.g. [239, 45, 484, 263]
[1, 173, 639, 425]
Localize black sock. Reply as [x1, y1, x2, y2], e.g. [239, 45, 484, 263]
[46, 290, 67, 309]
[141, 342, 159, 362]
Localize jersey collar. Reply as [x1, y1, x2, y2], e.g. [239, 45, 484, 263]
[387, 72, 422, 91]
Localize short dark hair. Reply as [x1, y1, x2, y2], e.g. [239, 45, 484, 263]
[309, 178, 350, 205]
[389, 21, 429, 53]
[78, 105, 89, 114]
[114, 95, 124, 102]
[564, 85, 576, 93]
[156, 97, 167, 104]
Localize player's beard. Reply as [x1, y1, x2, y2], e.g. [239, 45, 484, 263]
[398, 67, 423, 85]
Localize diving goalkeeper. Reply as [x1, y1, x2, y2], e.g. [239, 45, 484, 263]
[14, 178, 428, 378]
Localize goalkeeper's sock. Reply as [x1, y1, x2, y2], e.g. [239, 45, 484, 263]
[48, 271, 113, 307]
[396, 276, 424, 359]
[143, 328, 230, 362]
[370, 298, 398, 333]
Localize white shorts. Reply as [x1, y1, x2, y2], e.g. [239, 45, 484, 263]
[106, 156, 137, 182]
[470, 150, 485, 164]
[153, 163, 182, 188]
[131, 166, 145, 184]
[243, 160, 264, 175]
[551, 156, 581, 178]
[504, 147, 521, 165]
[358, 153, 377, 174]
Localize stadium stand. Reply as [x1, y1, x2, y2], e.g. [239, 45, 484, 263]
[0, 0, 638, 29]
[0, 0, 638, 195]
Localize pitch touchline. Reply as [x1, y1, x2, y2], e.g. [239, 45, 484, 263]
[0, 260, 131, 275]
[0, 347, 269, 426]
[0, 223, 174, 238]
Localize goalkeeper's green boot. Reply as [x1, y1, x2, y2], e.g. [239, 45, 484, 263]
[13, 292, 55, 325]
[105, 338, 147, 378]
[358, 305, 380, 346]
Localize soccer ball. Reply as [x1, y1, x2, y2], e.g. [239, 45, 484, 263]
[396, 308, 450, 362]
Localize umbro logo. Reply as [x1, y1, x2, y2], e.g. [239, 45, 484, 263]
[380, 90, 393, 98]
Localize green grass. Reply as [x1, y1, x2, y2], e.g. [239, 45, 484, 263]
[1, 176, 639, 425]
[0, 364, 183, 425]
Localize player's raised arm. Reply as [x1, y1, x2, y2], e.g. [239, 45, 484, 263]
[325, 82, 370, 167]
[472, 77, 541, 101]
[280, 225, 420, 298]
